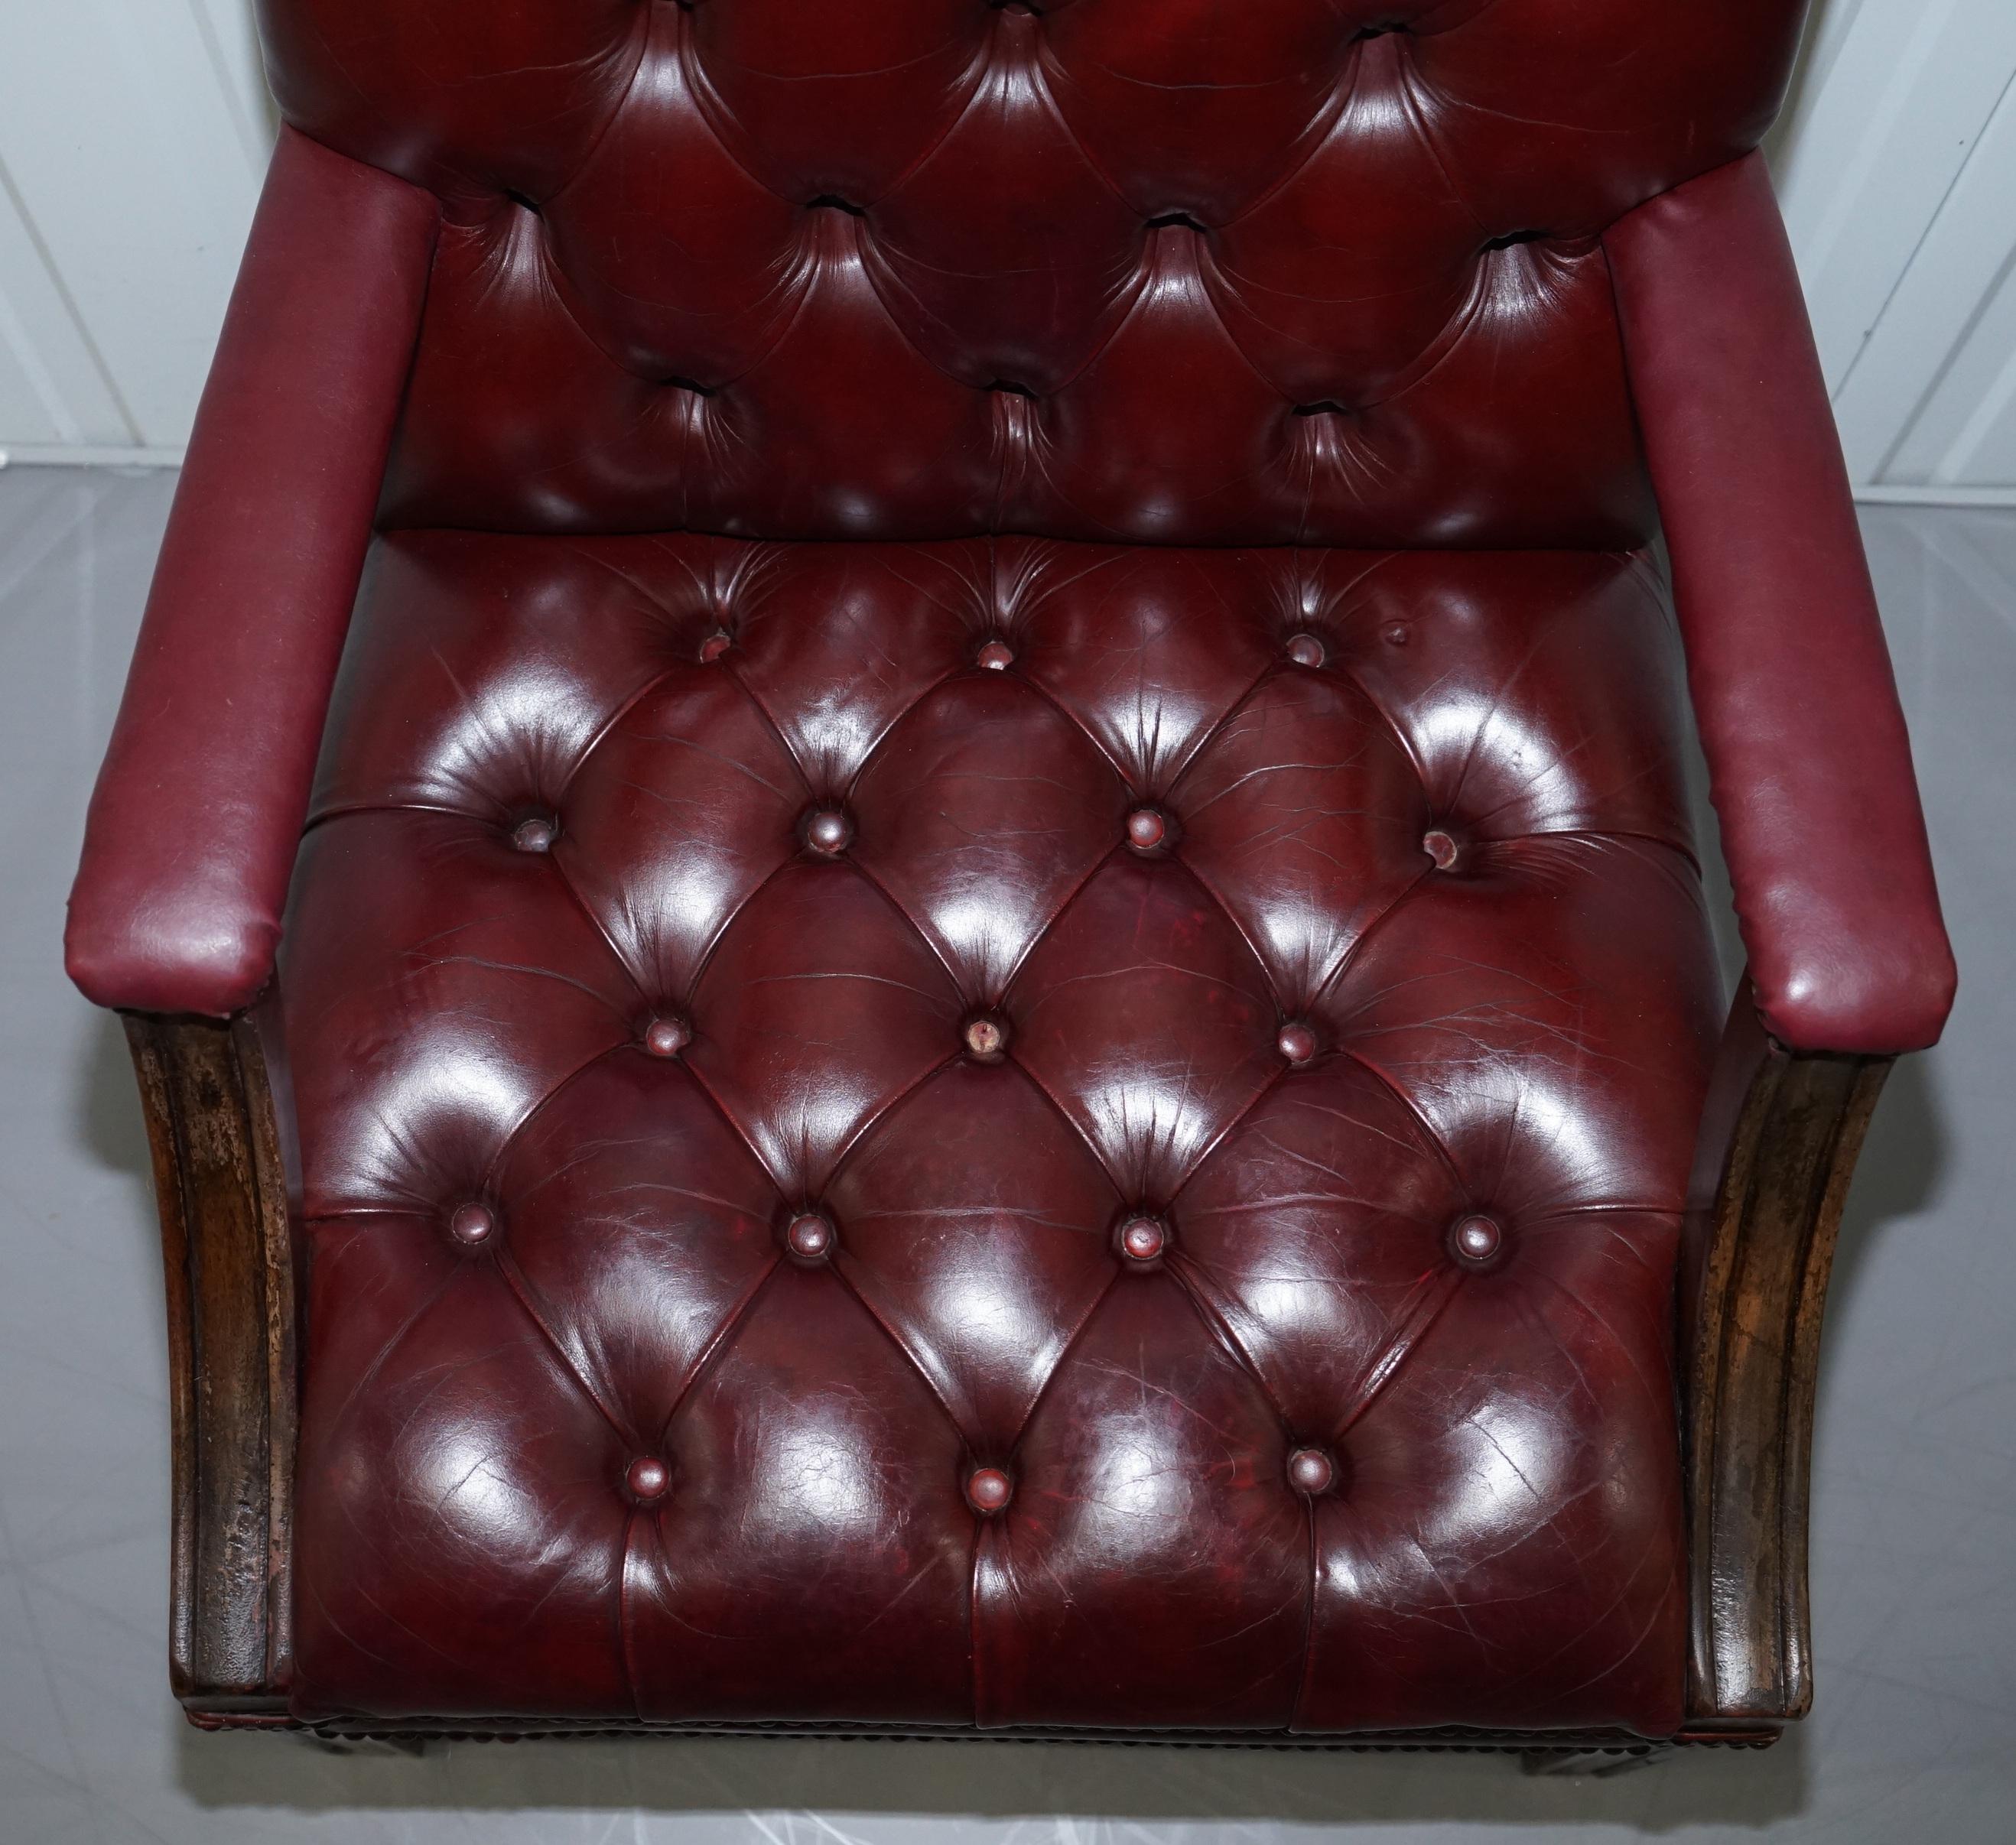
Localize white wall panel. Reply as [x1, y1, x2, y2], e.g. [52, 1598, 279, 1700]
[1832, 75, 2016, 484]
[1887, 250, 2016, 488]
[0, 167, 133, 449]
[192, 0, 280, 166]
[1768, 0, 1869, 167]
[1771, 0, 2016, 493]
[0, 0, 2011, 495]
[1772, 0, 2016, 397]
[0, 0, 268, 459]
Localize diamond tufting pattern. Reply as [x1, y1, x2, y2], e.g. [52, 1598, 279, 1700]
[282, 535, 1722, 1730]
[252, 0, 1805, 547]
[254, 0, 1816, 1738]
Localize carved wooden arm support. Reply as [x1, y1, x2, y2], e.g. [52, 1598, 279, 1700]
[1683, 986, 1893, 1727]
[125, 1012, 297, 1723]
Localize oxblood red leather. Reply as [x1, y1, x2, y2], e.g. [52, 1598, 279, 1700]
[1608, 153, 1955, 1055]
[65, 126, 437, 1015]
[285, 537, 1716, 1732]
[70, 0, 1953, 1742]
[252, 0, 1807, 548]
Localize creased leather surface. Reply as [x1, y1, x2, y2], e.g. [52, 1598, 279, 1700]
[254, 0, 1807, 546]
[284, 535, 1722, 1732]
[1608, 153, 1956, 1055]
[63, 126, 437, 1015]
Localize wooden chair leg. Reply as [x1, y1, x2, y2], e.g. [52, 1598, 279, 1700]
[125, 1011, 295, 1721]
[1683, 987, 1892, 1724]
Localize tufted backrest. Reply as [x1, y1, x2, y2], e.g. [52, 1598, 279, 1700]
[255, 0, 1810, 548]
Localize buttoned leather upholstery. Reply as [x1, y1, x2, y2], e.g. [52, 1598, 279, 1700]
[256, 0, 1801, 548]
[285, 531, 1719, 1733]
[131, 0, 1890, 1736]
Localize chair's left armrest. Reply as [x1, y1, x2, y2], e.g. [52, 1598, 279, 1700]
[1605, 151, 1956, 1057]
[65, 126, 437, 1018]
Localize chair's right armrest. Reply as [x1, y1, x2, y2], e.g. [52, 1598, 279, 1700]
[1605, 152, 1956, 1057]
[65, 125, 437, 1018]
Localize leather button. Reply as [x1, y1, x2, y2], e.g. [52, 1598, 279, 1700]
[804, 808, 854, 856]
[1276, 1022, 1318, 1065]
[1286, 632, 1325, 668]
[977, 639, 1014, 671]
[1422, 828, 1460, 871]
[642, 1015, 689, 1058]
[1287, 1447, 1335, 1495]
[1118, 1216, 1167, 1262]
[966, 1467, 1013, 1514]
[964, 1015, 1008, 1062]
[786, 1213, 834, 1260]
[1451, 1213, 1504, 1267]
[510, 814, 557, 853]
[698, 629, 732, 663]
[1125, 807, 1168, 853]
[449, 1202, 496, 1246]
[626, 1456, 670, 1502]
[1383, 622, 1411, 647]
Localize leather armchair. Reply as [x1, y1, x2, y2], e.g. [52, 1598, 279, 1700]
[67, 0, 1953, 1759]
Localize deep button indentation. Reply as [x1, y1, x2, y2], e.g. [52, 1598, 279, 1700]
[449, 1202, 496, 1246]
[1125, 807, 1169, 853]
[786, 1213, 835, 1261]
[1286, 632, 1326, 669]
[1287, 1447, 1335, 1496]
[966, 1467, 1013, 1514]
[698, 629, 733, 664]
[803, 808, 854, 856]
[1450, 1213, 1504, 1268]
[642, 1015, 690, 1059]
[1292, 400, 1351, 419]
[977, 638, 1015, 671]
[964, 1015, 1008, 1063]
[510, 814, 558, 853]
[778, 1217, 826, 1266]
[1422, 828, 1460, 871]
[626, 1456, 670, 1503]
[1383, 621, 1411, 647]
[1277, 1022, 1319, 1066]
[1483, 229, 1548, 252]
[1118, 1216, 1167, 1264]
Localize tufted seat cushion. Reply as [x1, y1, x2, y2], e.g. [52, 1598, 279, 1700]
[280, 531, 1722, 1733]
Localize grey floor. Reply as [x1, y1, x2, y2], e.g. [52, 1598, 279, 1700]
[1, 464, 2009, 1844]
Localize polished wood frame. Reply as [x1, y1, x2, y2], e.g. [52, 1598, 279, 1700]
[1681, 992, 1891, 1726]
[125, 1012, 296, 1723]
[123, 980, 1895, 1743]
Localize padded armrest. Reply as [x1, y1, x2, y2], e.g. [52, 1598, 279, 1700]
[1607, 152, 1956, 1057]
[65, 126, 437, 1018]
